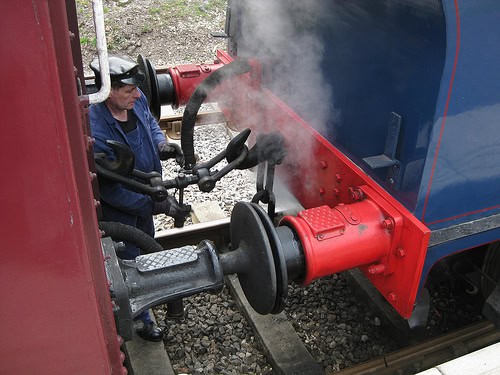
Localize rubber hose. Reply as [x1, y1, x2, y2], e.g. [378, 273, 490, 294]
[181, 59, 252, 169]
[99, 221, 163, 254]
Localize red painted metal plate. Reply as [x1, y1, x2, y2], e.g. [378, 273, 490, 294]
[218, 52, 430, 318]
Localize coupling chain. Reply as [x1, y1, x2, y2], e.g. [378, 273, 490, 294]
[251, 162, 276, 220]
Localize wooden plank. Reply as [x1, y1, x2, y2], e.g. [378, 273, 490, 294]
[227, 275, 324, 375]
[159, 110, 227, 139]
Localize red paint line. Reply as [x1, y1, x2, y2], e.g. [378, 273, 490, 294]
[421, 0, 461, 223]
[427, 204, 500, 226]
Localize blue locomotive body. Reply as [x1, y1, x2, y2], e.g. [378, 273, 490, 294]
[227, 0, 500, 286]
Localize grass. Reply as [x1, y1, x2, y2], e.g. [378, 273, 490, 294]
[141, 25, 153, 34]
[160, 0, 226, 19]
[161, 0, 201, 18]
[80, 36, 96, 47]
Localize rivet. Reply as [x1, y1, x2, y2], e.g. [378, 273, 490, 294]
[335, 173, 342, 182]
[319, 187, 326, 196]
[320, 160, 328, 169]
[397, 248, 405, 258]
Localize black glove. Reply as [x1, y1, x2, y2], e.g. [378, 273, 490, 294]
[152, 195, 180, 216]
[153, 195, 191, 227]
[158, 142, 184, 166]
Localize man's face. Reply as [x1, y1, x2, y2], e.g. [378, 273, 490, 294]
[108, 84, 141, 111]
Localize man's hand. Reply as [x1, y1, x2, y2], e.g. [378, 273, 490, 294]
[152, 195, 191, 227]
[152, 195, 177, 215]
[158, 142, 184, 166]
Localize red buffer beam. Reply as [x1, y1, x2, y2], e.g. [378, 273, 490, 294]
[167, 50, 430, 318]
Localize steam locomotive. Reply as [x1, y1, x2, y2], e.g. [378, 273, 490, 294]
[1, 0, 498, 373]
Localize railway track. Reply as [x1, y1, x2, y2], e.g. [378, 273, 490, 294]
[146, 116, 500, 374]
[335, 320, 500, 375]
[153, 218, 500, 375]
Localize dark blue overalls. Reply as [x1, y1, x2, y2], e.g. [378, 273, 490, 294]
[90, 91, 166, 324]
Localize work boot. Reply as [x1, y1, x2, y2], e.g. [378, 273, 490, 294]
[136, 322, 164, 342]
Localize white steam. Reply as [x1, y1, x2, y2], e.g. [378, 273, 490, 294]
[233, 0, 337, 134]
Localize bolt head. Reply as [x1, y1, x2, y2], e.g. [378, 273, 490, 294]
[382, 218, 394, 230]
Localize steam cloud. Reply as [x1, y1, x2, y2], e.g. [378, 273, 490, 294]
[220, 0, 339, 199]
[233, 0, 337, 134]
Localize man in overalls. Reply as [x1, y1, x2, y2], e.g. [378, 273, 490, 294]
[90, 55, 185, 342]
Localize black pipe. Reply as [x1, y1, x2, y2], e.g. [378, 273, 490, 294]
[99, 221, 163, 254]
[157, 73, 176, 105]
[181, 59, 252, 169]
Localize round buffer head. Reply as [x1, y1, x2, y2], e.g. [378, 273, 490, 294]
[250, 203, 288, 314]
[230, 202, 277, 314]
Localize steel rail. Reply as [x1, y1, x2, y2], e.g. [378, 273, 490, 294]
[335, 320, 500, 375]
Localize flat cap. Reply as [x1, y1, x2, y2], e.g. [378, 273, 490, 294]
[90, 55, 145, 86]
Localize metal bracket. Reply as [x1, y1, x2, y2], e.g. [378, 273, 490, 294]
[363, 112, 402, 169]
[363, 112, 402, 188]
